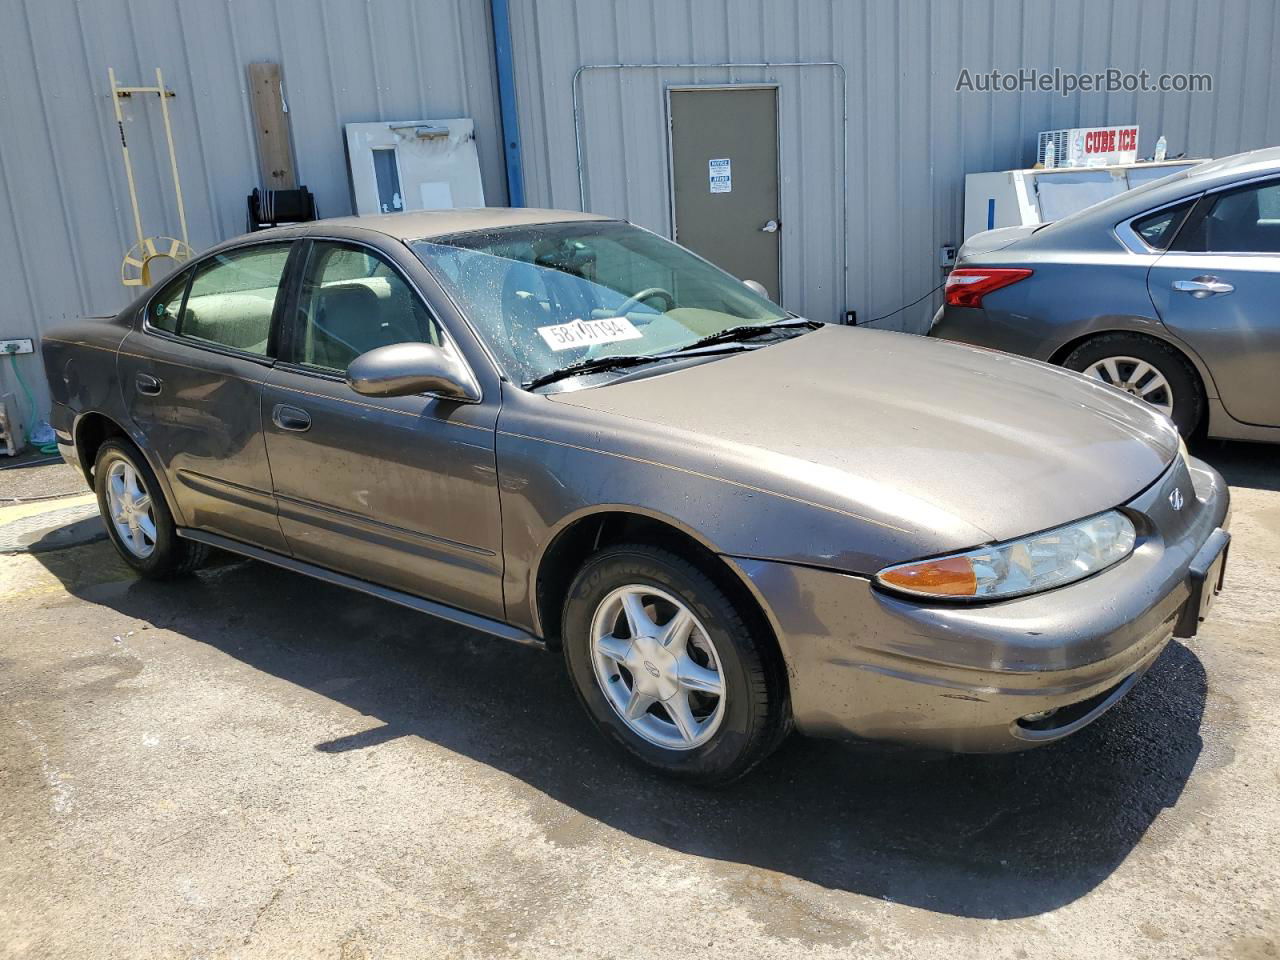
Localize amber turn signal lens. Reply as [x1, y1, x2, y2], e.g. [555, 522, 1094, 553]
[877, 556, 978, 597]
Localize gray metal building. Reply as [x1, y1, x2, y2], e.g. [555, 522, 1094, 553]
[3, 0, 1279, 436]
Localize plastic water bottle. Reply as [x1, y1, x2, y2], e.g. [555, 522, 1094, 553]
[1043, 139, 1056, 169]
[1155, 135, 1168, 162]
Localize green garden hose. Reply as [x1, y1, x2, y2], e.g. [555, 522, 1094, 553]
[8, 351, 58, 455]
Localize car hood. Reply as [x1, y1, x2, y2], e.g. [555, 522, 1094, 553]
[549, 325, 1178, 555]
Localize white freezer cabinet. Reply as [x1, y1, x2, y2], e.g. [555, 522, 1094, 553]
[962, 160, 1201, 241]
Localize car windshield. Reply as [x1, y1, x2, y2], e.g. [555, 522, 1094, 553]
[412, 221, 790, 387]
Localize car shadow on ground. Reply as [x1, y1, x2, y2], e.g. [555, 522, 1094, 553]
[28, 542, 1208, 921]
[1191, 437, 1280, 492]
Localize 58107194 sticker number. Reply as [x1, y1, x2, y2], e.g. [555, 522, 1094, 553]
[537, 317, 644, 351]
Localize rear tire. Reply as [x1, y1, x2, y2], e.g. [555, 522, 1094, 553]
[1062, 332, 1204, 437]
[561, 543, 789, 785]
[94, 439, 209, 578]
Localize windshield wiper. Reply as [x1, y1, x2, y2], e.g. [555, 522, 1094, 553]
[669, 317, 820, 353]
[523, 319, 817, 390]
[524, 353, 676, 390]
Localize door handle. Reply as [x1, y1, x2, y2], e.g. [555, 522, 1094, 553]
[760, 219, 780, 233]
[135, 373, 163, 396]
[1172, 276, 1234, 298]
[272, 403, 311, 432]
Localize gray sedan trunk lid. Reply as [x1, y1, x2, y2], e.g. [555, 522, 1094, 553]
[957, 224, 1041, 260]
[550, 325, 1177, 548]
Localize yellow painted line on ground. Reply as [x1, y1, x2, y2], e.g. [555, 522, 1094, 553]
[0, 493, 97, 523]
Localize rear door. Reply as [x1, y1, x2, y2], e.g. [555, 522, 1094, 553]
[119, 241, 294, 551]
[1148, 177, 1280, 427]
[260, 239, 504, 619]
[669, 86, 781, 299]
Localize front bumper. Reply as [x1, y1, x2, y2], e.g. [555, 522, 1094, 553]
[733, 456, 1230, 752]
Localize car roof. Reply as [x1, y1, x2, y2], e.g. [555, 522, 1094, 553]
[1188, 145, 1280, 180]
[310, 207, 614, 241]
[201, 208, 620, 264]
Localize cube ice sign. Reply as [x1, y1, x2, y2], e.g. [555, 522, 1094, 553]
[1072, 126, 1139, 166]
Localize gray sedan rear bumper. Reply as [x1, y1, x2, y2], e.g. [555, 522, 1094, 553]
[732, 457, 1230, 752]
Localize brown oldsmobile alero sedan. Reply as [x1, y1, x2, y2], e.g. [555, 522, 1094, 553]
[43, 209, 1229, 783]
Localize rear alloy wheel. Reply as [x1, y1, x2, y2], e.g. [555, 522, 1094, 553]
[1063, 333, 1204, 436]
[94, 439, 210, 578]
[105, 457, 157, 559]
[562, 543, 789, 784]
[1079, 355, 1175, 417]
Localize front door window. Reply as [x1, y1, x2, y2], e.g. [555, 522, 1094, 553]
[284, 242, 443, 372]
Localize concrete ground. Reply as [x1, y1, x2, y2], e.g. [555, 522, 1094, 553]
[2, 440, 1278, 960]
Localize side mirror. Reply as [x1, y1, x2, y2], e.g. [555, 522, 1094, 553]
[742, 279, 770, 299]
[346, 342, 480, 401]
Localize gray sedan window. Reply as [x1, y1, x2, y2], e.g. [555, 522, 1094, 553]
[148, 269, 191, 334]
[1172, 180, 1280, 253]
[1131, 201, 1196, 251]
[175, 244, 291, 355]
[284, 241, 443, 372]
[413, 221, 786, 386]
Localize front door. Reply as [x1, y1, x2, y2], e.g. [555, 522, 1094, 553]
[261, 239, 504, 619]
[119, 242, 294, 552]
[669, 86, 781, 300]
[1148, 177, 1280, 427]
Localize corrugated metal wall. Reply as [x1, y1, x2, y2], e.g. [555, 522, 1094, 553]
[5, 0, 1280, 431]
[0, 0, 506, 419]
[509, 0, 1280, 330]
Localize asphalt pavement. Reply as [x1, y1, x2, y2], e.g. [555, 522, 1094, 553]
[2, 440, 1278, 959]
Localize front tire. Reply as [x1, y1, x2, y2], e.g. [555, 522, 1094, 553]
[1062, 332, 1204, 436]
[561, 543, 788, 785]
[94, 439, 209, 578]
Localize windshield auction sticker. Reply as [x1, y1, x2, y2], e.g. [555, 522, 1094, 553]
[538, 317, 643, 351]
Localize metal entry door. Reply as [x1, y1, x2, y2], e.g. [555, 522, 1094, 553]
[668, 86, 780, 300]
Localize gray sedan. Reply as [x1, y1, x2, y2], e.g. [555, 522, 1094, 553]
[43, 209, 1229, 783]
[931, 146, 1280, 441]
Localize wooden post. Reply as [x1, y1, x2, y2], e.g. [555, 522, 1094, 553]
[247, 62, 297, 190]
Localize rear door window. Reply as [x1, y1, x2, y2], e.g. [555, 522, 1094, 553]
[1170, 180, 1280, 254]
[175, 244, 292, 355]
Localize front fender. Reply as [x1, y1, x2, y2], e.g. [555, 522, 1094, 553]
[495, 403, 907, 635]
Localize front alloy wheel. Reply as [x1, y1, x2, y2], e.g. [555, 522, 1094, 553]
[590, 585, 726, 750]
[562, 543, 789, 784]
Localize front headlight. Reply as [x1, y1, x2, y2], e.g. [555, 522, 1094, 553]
[876, 510, 1136, 601]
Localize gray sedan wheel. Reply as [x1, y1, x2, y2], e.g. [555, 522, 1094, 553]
[94, 439, 210, 578]
[1079, 355, 1175, 417]
[1063, 333, 1204, 437]
[589, 583, 727, 750]
[562, 543, 789, 784]
[104, 457, 158, 559]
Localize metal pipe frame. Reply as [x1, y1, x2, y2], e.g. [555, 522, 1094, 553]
[571, 61, 848, 310]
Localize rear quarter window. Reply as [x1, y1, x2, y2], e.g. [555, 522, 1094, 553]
[148, 270, 191, 333]
[1131, 201, 1195, 251]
